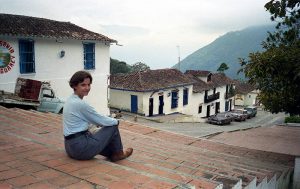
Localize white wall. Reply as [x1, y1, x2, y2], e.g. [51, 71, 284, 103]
[234, 90, 258, 107]
[143, 85, 194, 116]
[110, 85, 194, 116]
[199, 76, 207, 82]
[183, 91, 206, 117]
[234, 94, 245, 106]
[185, 85, 234, 117]
[109, 83, 234, 118]
[109, 90, 144, 114]
[244, 91, 258, 106]
[0, 37, 111, 114]
[218, 85, 230, 112]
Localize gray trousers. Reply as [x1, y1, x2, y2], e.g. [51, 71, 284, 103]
[64, 125, 123, 160]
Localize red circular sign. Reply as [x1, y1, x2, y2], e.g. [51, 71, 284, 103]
[0, 40, 15, 74]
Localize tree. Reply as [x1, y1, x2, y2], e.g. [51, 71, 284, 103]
[264, 0, 300, 48]
[217, 62, 229, 73]
[239, 0, 300, 115]
[131, 62, 150, 72]
[110, 58, 131, 74]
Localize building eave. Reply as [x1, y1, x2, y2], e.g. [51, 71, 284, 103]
[109, 82, 194, 93]
[0, 33, 117, 43]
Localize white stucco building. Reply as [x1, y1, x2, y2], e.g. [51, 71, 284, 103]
[0, 13, 116, 114]
[184, 70, 235, 117]
[109, 69, 235, 118]
[233, 80, 259, 107]
[109, 69, 195, 116]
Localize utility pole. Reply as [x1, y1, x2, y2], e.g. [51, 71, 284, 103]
[177, 45, 181, 72]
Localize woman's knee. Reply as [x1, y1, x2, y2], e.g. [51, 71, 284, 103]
[94, 125, 119, 138]
[110, 124, 119, 132]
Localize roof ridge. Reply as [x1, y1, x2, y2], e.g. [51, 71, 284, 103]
[110, 69, 195, 91]
[0, 13, 116, 42]
[0, 13, 69, 25]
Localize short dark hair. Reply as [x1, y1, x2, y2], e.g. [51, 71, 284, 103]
[69, 71, 93, 89]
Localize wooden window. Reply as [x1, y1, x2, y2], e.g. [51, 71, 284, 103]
[171, 91, 178, 109]
[83, 43, 95, 70]
[19, 40, 35, 73]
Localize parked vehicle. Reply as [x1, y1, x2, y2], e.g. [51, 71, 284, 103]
[229, 109, 248, 121]
[244, 110, 252, 119]
[218, 112, 236, 122]
[207, 113, 232, 125]
[0, 78, 64, 113]
[244, 106, 257, 118]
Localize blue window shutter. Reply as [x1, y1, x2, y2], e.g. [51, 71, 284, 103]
[19, 40, 35, 74]
[92, 44, 95, 68]
[171, 91, 178, 109]
[83, 43, 95, 70]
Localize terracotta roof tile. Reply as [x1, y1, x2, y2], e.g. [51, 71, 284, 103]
[110, 69, 195, 91]
[208, 125, 300, 157]
[0, 13, 116, 42]
[0, 106, 295, 189]
[184, 73, 211, 93]
[185, 70, 234, 93]
[185, 70, 211, 77]
[211, 73, 234, 86]
[233, 80, 256, 94]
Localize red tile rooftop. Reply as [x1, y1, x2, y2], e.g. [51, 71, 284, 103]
[208, 125, 300, 156]
[0, 106, 295, 189]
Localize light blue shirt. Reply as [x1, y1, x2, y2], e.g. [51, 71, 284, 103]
[63, 94, 118, 136]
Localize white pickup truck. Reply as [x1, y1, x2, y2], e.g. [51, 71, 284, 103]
[0, 78, 64, 114]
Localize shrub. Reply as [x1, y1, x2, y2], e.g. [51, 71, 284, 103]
[285, 116, 300, 123]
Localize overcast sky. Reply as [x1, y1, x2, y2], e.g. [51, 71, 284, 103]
[0, 0, 273, 69]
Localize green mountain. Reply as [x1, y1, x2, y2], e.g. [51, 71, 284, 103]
[173, 25, 275, 79]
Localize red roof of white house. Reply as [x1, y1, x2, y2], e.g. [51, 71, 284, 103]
[0, 13, 116, 43]
[110, 69, 195, 92]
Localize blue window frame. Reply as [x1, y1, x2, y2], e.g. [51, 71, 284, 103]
[171, 91, 178, 109]
[183, 88, 188, 105]
[83, 43, 95, 70]
[19, 40, 35, 74]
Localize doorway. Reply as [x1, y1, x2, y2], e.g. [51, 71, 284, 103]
[131, 95, 138, 113]
[159, 95, 164, 115]
[149, 98, 153, 116]
[206, 105, 210, 117]
[215, 102, 220, 114]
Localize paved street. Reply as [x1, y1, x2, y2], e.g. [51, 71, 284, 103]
[119, 108, 286, 138]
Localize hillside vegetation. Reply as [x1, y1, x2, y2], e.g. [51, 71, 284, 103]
[173, 25, 275, 79]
